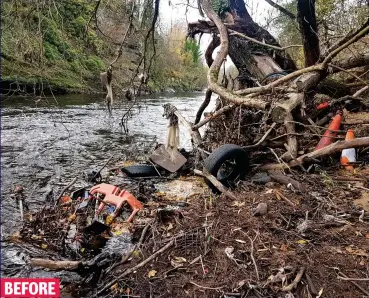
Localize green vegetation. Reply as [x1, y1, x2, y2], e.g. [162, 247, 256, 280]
[1, 0, 206, 94]
[149, 26, 207, 92]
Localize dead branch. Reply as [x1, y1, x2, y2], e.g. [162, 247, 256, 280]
[54, 177, 77, 207]
[321, 19, 369, 60]
[247, 233, 259, 281]
[274, 189, 297, 208]
[282, 267, 305, 291]
[337, 272, 369, 296]
[333, 53, 369, 72]
[263, 0, 296, 20]
[281, 113, 298, 161]
[322, 24, 369, 67]
[96, 238, 175, 296]
[228, 29, 302, 51]
[192, 104, 235, 130]
[30, 258, 81, 271]
[194, 169, 238, 201]
[271, 93, 304, 124]
[328, 64, 368, 85]
[200, 0, 268, 109]
[195, 89, 212, 125]
[353, 85, 369, 97]
[244, 123, 277, 148]
[269, 171, 308, 192]
[261, 137, 369, 170]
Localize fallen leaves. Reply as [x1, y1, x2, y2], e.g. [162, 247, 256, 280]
[148, 269, 157, 278]
[345, 246, 369, 257]
[170, 256, 187, 268]
[232, 201, 245, 207]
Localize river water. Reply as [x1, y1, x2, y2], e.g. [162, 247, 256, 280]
[1, 92, 215, 276]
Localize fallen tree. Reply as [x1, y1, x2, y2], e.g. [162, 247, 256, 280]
[180, 0, 369, 168]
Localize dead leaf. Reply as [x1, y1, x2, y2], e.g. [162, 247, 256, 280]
[345, 246, 369, 257]
[280, 244, 287, 252]
[148, 269, 157, 278]
[171, 256, 187, 268]
[365, 234, 369, 239]
[232, 201, 245, 207]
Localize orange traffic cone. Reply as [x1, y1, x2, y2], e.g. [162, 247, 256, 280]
[341, 129, 356, 171]
[315, 114, 342, 150]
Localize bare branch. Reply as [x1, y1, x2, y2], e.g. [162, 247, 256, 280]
[263, 0, 296, 20]
[228, 29, 302, 51]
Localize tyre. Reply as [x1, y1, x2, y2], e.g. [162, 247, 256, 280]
[203, 144, 249, 192]
[121, 165, 160, 177]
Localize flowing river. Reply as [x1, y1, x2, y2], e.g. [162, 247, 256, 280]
[0, 92, 216, 278]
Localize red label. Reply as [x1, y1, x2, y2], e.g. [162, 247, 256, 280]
[0, 278, 60, 297]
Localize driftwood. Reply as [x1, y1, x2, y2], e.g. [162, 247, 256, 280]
[194, 169, 238, 201]
[261, 137, 369, 170]
[30, 258, 81, 271]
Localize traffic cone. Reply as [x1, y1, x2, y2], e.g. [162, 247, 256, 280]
[341, 129, 356, 171]
[315, 114, 342, 150]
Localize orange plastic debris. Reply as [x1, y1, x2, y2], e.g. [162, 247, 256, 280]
[89, 184, 143, 223]
[317, 102, 329, 110]
[315, 113, 342, 151]
[89, 183, 120, 196]
[340, 129, 356, 171]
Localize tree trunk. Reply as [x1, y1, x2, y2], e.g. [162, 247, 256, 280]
[297, 0, 320, 67]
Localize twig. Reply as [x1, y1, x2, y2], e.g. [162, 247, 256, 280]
[190, 281, 224, 290]
[353, 85, 369, 97]
[54, 177, 77, 207]
[247, 233, 259, 281]
[282, 267, 306, 291]
[337, 272, 369, 296]
[328, 64, 367, 85]
[338, 277, 369, 281]
[263, 0, 296, 20]
[274, 190, 296, 208]
[244, 123, 276, 149]
[96, 238, 175, 296]
[192, 104, 235, 130]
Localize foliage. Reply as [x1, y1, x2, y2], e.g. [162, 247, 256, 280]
[1, 0, 205, 94]
[148, 24, 207, 92]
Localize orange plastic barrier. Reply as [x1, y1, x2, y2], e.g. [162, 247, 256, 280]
[340, 129, 356, 171]
[315, 114, 342, 151]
